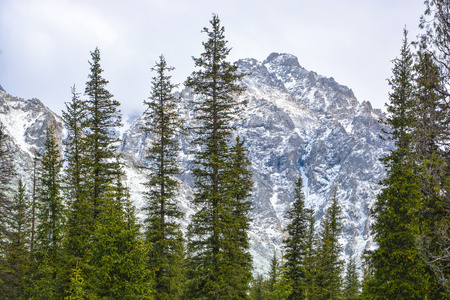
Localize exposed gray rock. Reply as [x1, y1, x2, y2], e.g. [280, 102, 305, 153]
[1, 53, 392, 275]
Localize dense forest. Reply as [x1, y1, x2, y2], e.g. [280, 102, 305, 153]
[1, 1, 450, 299]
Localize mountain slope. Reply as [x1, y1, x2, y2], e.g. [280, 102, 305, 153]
[0, 53, 392, 274]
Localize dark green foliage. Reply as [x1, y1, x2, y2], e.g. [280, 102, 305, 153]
[0, 124, 15, 254]
[0, 179, 31, 299]
[342, 256, 360, 300]
[283, 173, 311, 299]
[249, 274, 266, 300]
[143, 55, 184, 299]
[413, 48, 450, 293]
[63, 85, 93, 272]
[421, 0, 450, 85]
[84, 47, 123, 217]
[267, 255, 292, 300]
[302, 209, 318, 300]
[35, 125, 65, 259]
[30, 125, 66, 298]
[362, 30, 432, 299]
[221, 136, 253, 298]
[268, 251, 279, 296]
[89, 191, 152, 299]
[185, 14, 251, 299]
[315, 186, 344, 299]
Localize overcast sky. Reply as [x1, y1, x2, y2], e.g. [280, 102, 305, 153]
[0, 0, 425, 123]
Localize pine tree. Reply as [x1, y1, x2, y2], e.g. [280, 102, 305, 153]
[362, 29, 432, 299]
[342, 256, 360, 300]
[302, 208, 317, 300]
[185, 14, 250, 299]
[221, 136, 253, 298]
[413, 48, 450, 294]
[283, 173, 310, 299]
[266, 254, 292, 300]
[0, 179, 31, 299]
[249, 274, 266, 300]
[84, 47, 123, 218]
[315, 186, 343, 300]
[143, 55, 184, 300]
[88, 189, 152, 299]
[62, 85, 93, 280]
[0, 124, 15, 255]
[30, 125, 66, 298]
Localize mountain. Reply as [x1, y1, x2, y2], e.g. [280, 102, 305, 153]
[0, 53, 392, 274]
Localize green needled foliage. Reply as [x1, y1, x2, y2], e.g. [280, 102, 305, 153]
[413, 48, 450, 294]
[362, 30, 432, 299]
[30, 125, 66, 299]
[143, 55, 184, 300]
[315, 186, 344, 300]
[0, 179, 31, 299]
[63, 85, 93, 274]
[185, 14, 251, 299]
[0, 124, 15, 255]
[342, 256, 361, 300]
[89, 189, 152, 299]
[84, 47, 123, 218]
[283, 173, 311, 300]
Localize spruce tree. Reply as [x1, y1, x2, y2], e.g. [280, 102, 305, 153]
[62, 86, 92, 270]
[315, 186, 343, 300]
[222, 136, 253, 298]
[342, 256, 360, 300]
[89, 189, 152, 299]
[143, 55, 184, 299]
[185, 14, 250, 299]
[30, 125, 65, 298]
[84, 47, 123, 217]
[267, 255, 292, 300]
[0, 179, 31, 299]
[362, 30, 432, 299]
[413, 49, 450, 293]
[302, 208, 317, 300]
[283, 173, 310, 299]
[0, 124, 15, 255]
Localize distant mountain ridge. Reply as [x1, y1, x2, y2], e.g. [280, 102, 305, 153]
[0, 53, 392, 274]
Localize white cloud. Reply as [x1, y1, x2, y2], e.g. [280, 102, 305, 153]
[0, 0, 426, 118]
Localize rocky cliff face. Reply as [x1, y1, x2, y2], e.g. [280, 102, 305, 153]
[122, 53, 392, 273]
[0, 88, 64, 184]
[0, 53, 392, 274]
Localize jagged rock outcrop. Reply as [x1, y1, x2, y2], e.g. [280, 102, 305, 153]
[0, 53, 392, 274]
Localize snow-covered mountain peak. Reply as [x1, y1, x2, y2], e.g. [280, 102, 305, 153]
[0, 84, 5, 93]
[1, 53, 392, 275]
[264, 52, 302, 69]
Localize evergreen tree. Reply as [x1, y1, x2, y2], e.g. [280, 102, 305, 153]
[342, 256, 360, 300]
[302, 208, 318, 300]
[221, 136, 253, 298]
[267, 255, 292, 300]
[63, 85, 92, 264]
[249, 274, 266, 300]
[413, 48, 450, 293]
[362, 30, 432, 299]
[88, 189, 152, 299]
[420, 0, 450, 87]
[268, 251, 279, 296]
[185, 14, 250, 299]
[30, 125, 65, 298]
[283, 173, 310, 299]
[143, 55, 184, 300]
[0, 179, 31, 299]
[84, 47, 123, 218]
[315, 186, 343, 300]
[0, 124, 15, 255]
